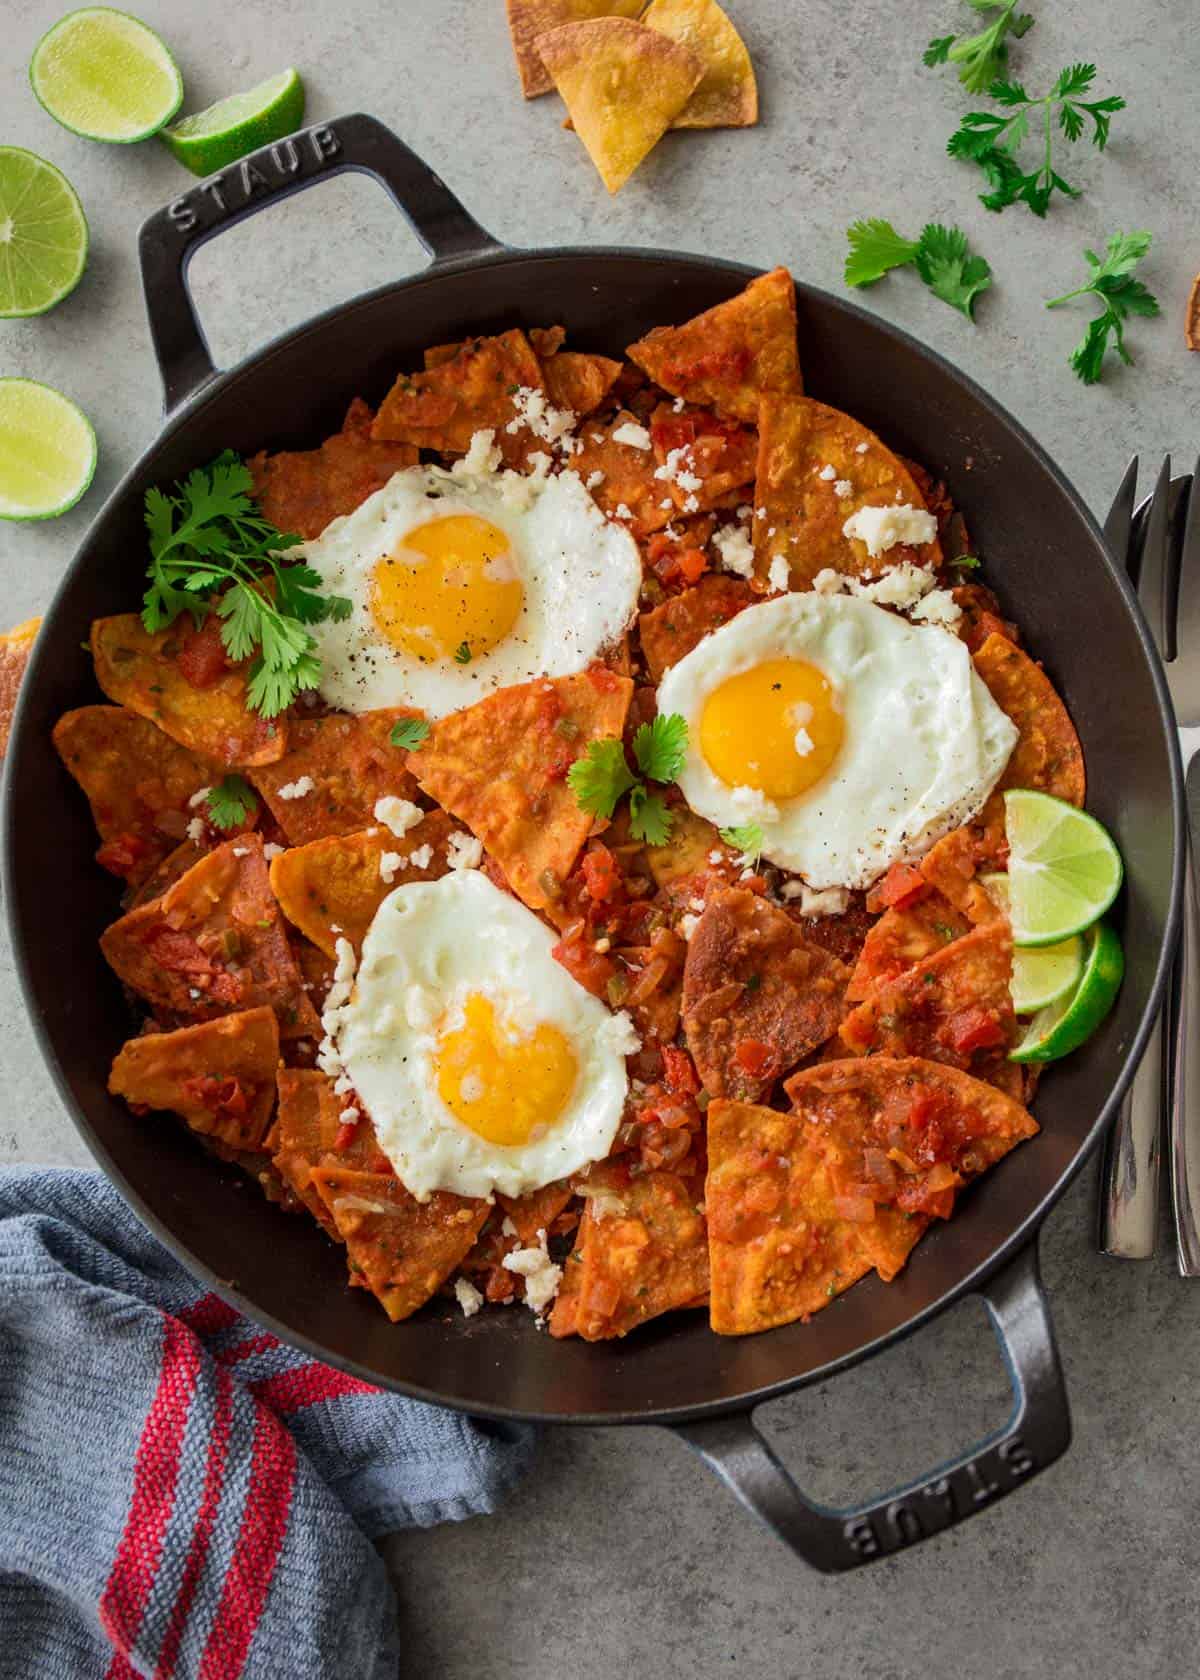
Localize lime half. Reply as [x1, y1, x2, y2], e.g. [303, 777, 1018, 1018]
[1004, 788, 1123, 948]
[980, 872, 1086, 1013]
[0, 148, 88, 318]
[30, 8, 183, 143]
[1009, 921, 1124, 1064]
[0, 380, 97, 521]
[160, 69, 306, 177]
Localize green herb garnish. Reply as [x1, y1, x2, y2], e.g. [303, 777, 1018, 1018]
[719, 823, 763, 864]
[632, 713, 689, 784]
[923, 1, 1035, 94]
[389, 716, 431, 751]
[567, 713, 689, 844]
[844, 220, 993, 319]
[1045, 231, 1159, 384]
[454, 641, 473, 664]
[206, 774, 258, 831]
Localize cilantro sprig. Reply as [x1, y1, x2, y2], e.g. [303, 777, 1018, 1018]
[567, 713, 688, 845]
[142, 452, 351, 718]
[924, 0, 1035, 94]
[719, 823, 763, 865]
[947, 64, 1125, 217]
[844, 220, 993, 319]
[1045, 231, 1160, 384]
[206, 774, 258, 831]
[390, 717, 431, 751]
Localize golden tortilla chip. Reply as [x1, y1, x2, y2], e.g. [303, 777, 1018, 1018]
[269, 811, 455, 957]
[641, 805, 725, 887]
[649, 403, 757, 515]
[273, 1068, 391, 1236]
[846, 892, 969, 1004]
[753, 395, 943, 591]
[372, 330, 546, 464]
[626, 267, 801, 422]
[536, 18, 704, 195]
[638, 572, 753, 682]
[249, 709, 423, 845]
[413, 669, 633, 912]
[919, 824, 1000, 923]
[247, 398, 417, 541]
[497, 1180, 575, 1246]
[53, 704, 215, 886]
[309, 1166, 488, 1322]
[542, 349, 623, 415]
[124, 838, 207, 911]
[506, 0, 645, 97]
[572, 409, 675, 537]
[90, 614, 285, 769]
[109, 1007, 280, 1152]
[642, 0, 758, 128]
[0, 616, 38, 762]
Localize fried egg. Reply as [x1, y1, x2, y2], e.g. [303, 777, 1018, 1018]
[658, 592, 1017, 890]
[336, 871, 637, 1199]
[302, 459, 641, 717]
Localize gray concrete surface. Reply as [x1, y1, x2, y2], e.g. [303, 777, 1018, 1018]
[3, 0, 1198, 1673]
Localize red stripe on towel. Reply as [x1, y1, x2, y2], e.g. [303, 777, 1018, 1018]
[177, 1293, 241, 1339]
[250, 1361, 380, 1414]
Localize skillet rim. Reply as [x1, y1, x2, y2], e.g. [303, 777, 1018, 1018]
[3, 241, 1185, 1425]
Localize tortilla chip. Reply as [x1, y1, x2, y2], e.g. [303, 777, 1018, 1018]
[536, 18, 704, 195]
[642, 0, 757, 128]
[247, 398, 417, 541]
[846, 892, 969, 1004]
[124, 838, 208, 911]
[953, 583, 1019, 655]
[309, 1166, 488, 1322]
[249, 709, 423, 845]
[293, 937, 336, 1015]
[627, 268, 801, 423]
[109, 1006, 280, 1151]
[541, 348, 623, 415]
[919, 824, 1000, 923]
[101, 834, 319, 1038]
[273, 1068, 391, 1236]
[269, 811, 455, 957]
[649, 403, 757, 514]
[549, 1162, 708, 1339]
[506, 0, 645, 97]
[90, 614, 285, 769]
[413, 669, 633, 913]
[572, 408, 674, 537]
[682, 888, 849, 1100]
[53, 704, 215, 886]
[786, 896, 875, 971]
[497, 1180, 575, 1246]
[706, 1101, 877, 1333]
[0, 616, 38, 762]
[752, 395, 943, 591]
[641, 805, 725, 887]
[839, 921, 1016, 1085]
[372, 330, 547, 465]
[1189, 272, 1200, 352]
[638, 573, 754, 682]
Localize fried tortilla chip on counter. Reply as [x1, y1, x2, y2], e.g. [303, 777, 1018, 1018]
[505, 0, 645, 97]
[682, 888, 849, 1101]
[268, 810, 455, 956]
[109, 1006, 280, 1151]
[53, 704, 215, 885]
[372, 329, 547, 464]
[549, 1161, 708, 1339]
[540, 346, 623, 415]
[247, 398, 418, 541]
[309, 1166, 489, 1322]
[641, 0, 758, 128]
[273, 1068, 391, 1236]
[101, 834, 320, 1038]
[649, 402, 757, 513]
[839, 920, 1016, 1083]
[90, 614, 285, 768]
[846, 891, 970, 1004]
[572, 408, 675, 537]
[753, 395, 943, 592]
[413, 669, 633, 913]
[249, 708, 424, 845]
[627, 267, 801, 423]
[638, 573, 754, 682]
[0, 616, 39, 762]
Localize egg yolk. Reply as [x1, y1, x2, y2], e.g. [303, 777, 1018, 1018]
[699, 658, 843, 800]
[370, 514, 523, 662]
[435, 992, 578, 1147]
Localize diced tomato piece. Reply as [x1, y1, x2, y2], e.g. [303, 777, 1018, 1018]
[581, 844, 620, 904]
[866, 861, 927, 913]
[139, 925, 242, 1005]
[96, 832, 152, 879]
[334, 1117, 361, 1152]
[586, 661, 621, 693]
[176, 617, 230, 689]
[675, 547, 708, 585]
[732, 1038, 772, 1078]
[484, 1267, 517, 1303]
[946, 1007, 1007, 1056]
[551, 934, 615, 998]
[181, 1073, 249, 1118]
[661, 1044, 700, 1095]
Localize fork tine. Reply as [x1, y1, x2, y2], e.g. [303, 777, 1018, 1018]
[1104, 455, 1139, 564]
[1136, 455, 1173, 658]
[1173, 465, 1200, 676]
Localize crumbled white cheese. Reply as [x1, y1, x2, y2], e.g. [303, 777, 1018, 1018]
[379, 851, 404, 885]
[842, 503, 938, 558]
[678, 913, 699, 943]
[794, 727, 814, 757]
[502, 1227, 562, 1317]
[599, 1010, 641, 1058]
[818, 464, 837, 481]
[689, 896, 706, 914]
[263, 842, 284, 861]
[614, 502, 633, 521]
[407, 843, 434, 870]
[653, 447, 702, 494]
[682, 493, 700, 514]
[585, 469, 605, 490]
[186, 816, 206, 843]
[339, 1106, 358, 1124]
[373, 796, 423, 839]
[231, 846, 249, 858]
[799, 884, 851, 917]
[446, 831, 483, 871]
[317, 937, 359, 1084]
[909, 588, 963, 627]
[672, 395, 687, 413]
[506, 385, 576, 451]
[612, 420, 652, 451]
[812, 567, 846, 596]
[708, 849, 725, 864]
[855, 441, 870, 455]
[188, 786, 212, 809]
[454, 1277, 484, 1318]
[452, 428, 502, 476]
[659, 497, 674, 510]
[853, 561, 934, 611]
[767, 554, 790, 594]
[277, 775, 315, 801]
[834, 480, 853, 499]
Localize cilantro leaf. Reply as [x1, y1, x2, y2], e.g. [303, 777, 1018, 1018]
[453, 641, 472, 664]
[927, 2, 1035, 94]
[844, 219, 920, 288]
[632, 713, 689, 783]
[1045, 231, 1159, 384]
[913, 224, 993, 318]
[628, 786, 674, 846]
[206, 774, 258, 831]
[923, 34, 954, 66]
[719, 823, 763, 863]
[566, 738, 637, 820]
[390, 717, 431, 751]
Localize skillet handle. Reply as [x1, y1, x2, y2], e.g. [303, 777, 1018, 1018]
[672, 1242, 1069, 1571]
[138, 112, 503, 413]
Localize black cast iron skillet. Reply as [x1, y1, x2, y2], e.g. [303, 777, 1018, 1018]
[3, 115, 1184, 1571]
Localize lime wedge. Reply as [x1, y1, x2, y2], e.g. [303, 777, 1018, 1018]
[160, 69, 306, 178]
[0, 379, 97, 521]
[979, 872, 1086, 1013]
[30, 8, 183, 143]
[1009, 921, 1124, 1063]
[1004, 788, 1123, 948]
[0, 148, 88, 318]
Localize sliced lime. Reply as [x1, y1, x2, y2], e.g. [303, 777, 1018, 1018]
[0, 148, 88, 318]
[1009, 921, 1124, 1064]
[979, 872, 1086, 1013]
[1004, 788, 1123, 948]
[30, 8, 183, 143]
[160, 68, 306, 178]
[0, 379, 97, 521]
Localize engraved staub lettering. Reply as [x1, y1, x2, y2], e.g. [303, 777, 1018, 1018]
[999, 1438, 1035, 1478]
[844, 1518, 880, 1559]
[271, 138, 300, 175]
[919, 1476, 955, 1521]
[240, 159, 269, 196]
[199, 179, 227, 213]
[963, 1459, 1001, 1505]
[886, 1502, 924, 1545]
[310, 125, 341, 161]
[167, 198, 196, 233]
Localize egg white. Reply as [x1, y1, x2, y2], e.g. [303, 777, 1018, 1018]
[658, 592, 1018, 891]
[301, 462, 642, 717]
[337, 871, 637, 1200]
